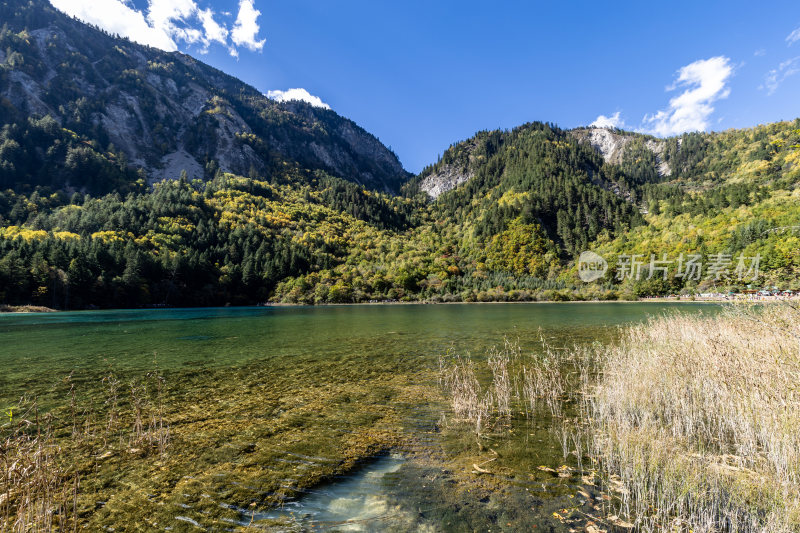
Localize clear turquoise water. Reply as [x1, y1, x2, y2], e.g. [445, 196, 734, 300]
[0, 302, 722, 530]
[0, 302, 720, 381]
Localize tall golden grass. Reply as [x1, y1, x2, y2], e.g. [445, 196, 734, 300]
[438, 306, 800, 531]
[588, 305, 800, 531]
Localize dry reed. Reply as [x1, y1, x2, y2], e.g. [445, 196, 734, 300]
[438, 337, 578, 437]
[1, 398, 77, 532]
[588, 305, 800, 532]
[438, 306, 800, 531]
[2, 361, 171, 531]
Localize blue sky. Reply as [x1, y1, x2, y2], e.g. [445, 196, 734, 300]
[51, 0, 800, 173]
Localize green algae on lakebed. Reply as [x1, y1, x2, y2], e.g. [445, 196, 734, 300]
[7, 353, 430, 530]
[0, 303, 722, 530]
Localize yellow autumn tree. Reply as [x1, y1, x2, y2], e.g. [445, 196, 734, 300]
[485, 219, 554, 278]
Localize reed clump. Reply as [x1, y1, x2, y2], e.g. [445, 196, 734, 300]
[1, 399, 77, 532]
[438, 338, 578, 436]
[588, 305, 800, 532]
[2, 364, 171, 531]
[438, 306, 800, 531]
[438, 350, 491, 433]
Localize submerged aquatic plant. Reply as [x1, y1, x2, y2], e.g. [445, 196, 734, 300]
[1, 362, 173, 531]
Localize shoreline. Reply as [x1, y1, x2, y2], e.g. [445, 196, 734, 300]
[266, 299, 725, 306]
[0, 299, 736, 314]
[0, 304, 58, 313]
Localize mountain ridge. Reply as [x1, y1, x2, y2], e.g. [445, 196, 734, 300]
[0, 0, 410, 193]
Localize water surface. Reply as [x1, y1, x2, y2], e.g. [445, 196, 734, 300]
[0, 302, 721, 530]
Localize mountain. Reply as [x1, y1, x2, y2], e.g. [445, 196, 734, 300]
[414, 127, 672, 201]
[2, 0, 800, 308]
[410, 123, 646, 258]
[3, 112, 800, 307]
[403, 119, 800, 298]
[0, 0, 409, 194]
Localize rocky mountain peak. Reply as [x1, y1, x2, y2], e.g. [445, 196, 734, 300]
[571, 127, 671, 177]
[0, 0, 410, 193]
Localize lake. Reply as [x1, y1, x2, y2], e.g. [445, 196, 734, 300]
[0, 302, 721, 531]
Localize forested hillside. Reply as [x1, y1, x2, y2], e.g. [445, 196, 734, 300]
[591, 121, 800, 295]
[4, 117, 800, 307]
[0, 172, 426, 307]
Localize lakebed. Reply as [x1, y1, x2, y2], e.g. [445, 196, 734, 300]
[0, 303, 722, 531]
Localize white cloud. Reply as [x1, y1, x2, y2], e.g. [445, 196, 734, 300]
[198, 8, 228, 48]
[787, 26, 800, 45]
[50, 0, 178, 50]
[231, 0, 265, 52]
[754, 48, 766, 57]
[642, 56, 733, 137]
[762, 56, 800, 95]
[146, 0, 198, 44]
[266, 88, 330, 109]
[49, 0, 261, 55]
[590, 111, 625, 129]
